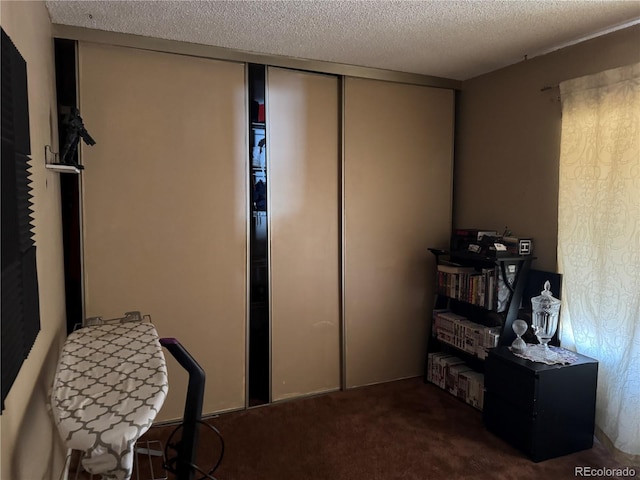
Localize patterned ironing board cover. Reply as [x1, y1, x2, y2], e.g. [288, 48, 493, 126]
[52, 322, 168, 480]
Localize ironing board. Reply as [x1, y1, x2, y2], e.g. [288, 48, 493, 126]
[51, 319, 168, 480]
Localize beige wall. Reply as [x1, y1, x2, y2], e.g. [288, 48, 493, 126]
[0, 1, 69, 479]
[455, 25, 640, 272]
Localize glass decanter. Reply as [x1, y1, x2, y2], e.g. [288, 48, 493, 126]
[531, 280, 561, 350]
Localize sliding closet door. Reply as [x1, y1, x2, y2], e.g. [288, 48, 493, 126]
[78, 43, 247, 421]
[344, 78, 454, 388]
[268, 67, 340, 401]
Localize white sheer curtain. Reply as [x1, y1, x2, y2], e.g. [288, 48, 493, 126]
[558, 63, 640, 458]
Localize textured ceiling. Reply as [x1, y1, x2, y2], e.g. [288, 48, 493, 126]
[45, 0, 640, 81]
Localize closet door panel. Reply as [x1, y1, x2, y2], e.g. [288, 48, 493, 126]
[78, 43, 247, 421]
[344, 77, 454, 388]
[268, 67, 340, 401]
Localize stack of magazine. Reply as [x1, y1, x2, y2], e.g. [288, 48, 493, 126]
[427, 352, 485, 410]
[432, 309, 500, 360]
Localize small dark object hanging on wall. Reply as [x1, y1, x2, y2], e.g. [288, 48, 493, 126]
[60, 107, 96, 169]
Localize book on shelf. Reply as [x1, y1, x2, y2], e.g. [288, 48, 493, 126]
[427, 352, 485, 411]
[433, 310, 464, 346]
[447, 364, 473, 397]
[479, 326, 501, 359]
[459, 319, 480, 355]
[436, 355, 466, 390]
[436, 265, 497, 308]
[460, 370, 485, 410]
[433, 310, 501, 359]
[427, 352, 453, 385]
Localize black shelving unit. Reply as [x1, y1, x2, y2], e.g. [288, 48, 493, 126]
[429, 248, 534, 346]
[425, 247, 534, 408]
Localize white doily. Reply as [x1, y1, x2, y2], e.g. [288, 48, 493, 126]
[509, 344, 579, 365]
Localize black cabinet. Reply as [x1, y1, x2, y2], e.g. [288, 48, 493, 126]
[483, 346, 598, 462]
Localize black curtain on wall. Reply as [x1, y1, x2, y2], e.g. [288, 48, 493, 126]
[1, 28, 41, 411]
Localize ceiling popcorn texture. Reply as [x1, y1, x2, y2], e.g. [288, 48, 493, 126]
[46, 0, 640, 80]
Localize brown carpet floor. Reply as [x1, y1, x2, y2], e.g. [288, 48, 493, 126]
[140, 377, 636, 480]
